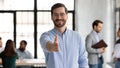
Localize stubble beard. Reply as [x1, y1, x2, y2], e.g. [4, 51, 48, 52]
[54, 19, 66, 28]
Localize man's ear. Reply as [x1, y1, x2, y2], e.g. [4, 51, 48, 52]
[94, 25, 96, 30]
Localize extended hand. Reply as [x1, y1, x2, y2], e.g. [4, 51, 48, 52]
[100, 47, 105, 53]
[53, 34, 59, 52]
[46, 34, 59, 52]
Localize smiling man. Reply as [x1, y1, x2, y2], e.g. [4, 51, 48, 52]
[40, 3, 88, 68]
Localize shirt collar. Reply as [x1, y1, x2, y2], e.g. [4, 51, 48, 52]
[53, 28, 68, 36]
[93, 30, 99, 35]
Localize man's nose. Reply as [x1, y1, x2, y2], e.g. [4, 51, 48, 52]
[57, 14, 62, 19]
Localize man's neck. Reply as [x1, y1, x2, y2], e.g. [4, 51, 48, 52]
[55, 26, 66, 34]
[93, 30, 99, 34]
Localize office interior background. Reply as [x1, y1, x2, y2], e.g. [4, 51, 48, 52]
[0, 0, 120, 68]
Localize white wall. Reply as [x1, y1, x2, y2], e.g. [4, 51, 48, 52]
[0, 0, 3, 9]
[75, 0, 115, 68]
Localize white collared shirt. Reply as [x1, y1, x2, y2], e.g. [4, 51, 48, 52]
[113, 43, 120, 58]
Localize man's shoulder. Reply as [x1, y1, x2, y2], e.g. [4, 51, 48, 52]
[16, 49, 21, 53]
[87, 31, 94, 36]
[86, 31, 94, 40]
[67, 30, 83, 40]
[25, 50, 31, 54]
[67, 29, 80, 35]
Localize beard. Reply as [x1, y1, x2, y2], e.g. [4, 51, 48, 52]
[96, 30, 101, 33]
[96, 31, 100, 33]
[19, 48, 25, 52]
[53, 19, 66, 28]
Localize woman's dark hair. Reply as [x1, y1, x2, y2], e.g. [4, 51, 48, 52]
[92, 20, 103, 29]
[3, 39, 16, 57]
[51, 3, 68, 15]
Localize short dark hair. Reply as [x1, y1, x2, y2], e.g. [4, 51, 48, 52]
[20, 40, 27, 45]
[51, 3, 68, 15]
[92, 20, 103, 29]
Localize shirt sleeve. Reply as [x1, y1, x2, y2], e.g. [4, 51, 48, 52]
[40, 32, 51, 53]
[78, 36, 89, 68]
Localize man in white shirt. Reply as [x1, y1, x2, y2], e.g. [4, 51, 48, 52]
[16, 40, 33, 59]
[16, 40, 33, 68]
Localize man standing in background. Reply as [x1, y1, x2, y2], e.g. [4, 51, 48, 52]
[85, 20, 105, 68]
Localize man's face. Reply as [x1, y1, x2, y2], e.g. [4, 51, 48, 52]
[51, 7, 68, 28]
[19, 42, 26, 52]
[94, 23, 103, 33]
[117, 30, 120, 37]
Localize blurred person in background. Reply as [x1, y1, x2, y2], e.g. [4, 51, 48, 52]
[85, 20, 106, 68]
[0, 39, 18, 68]
[16, 40, 33, 68]
[0, 37, 4, 53]
[113, 27, 120, 68]
[16, 40, 33, 59]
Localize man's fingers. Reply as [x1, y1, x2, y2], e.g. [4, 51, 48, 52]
[55, 44, 59, 52]
[46, 35, 59, 52]
[54, 34, 58, 44]
[54, 34, 59, 52]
